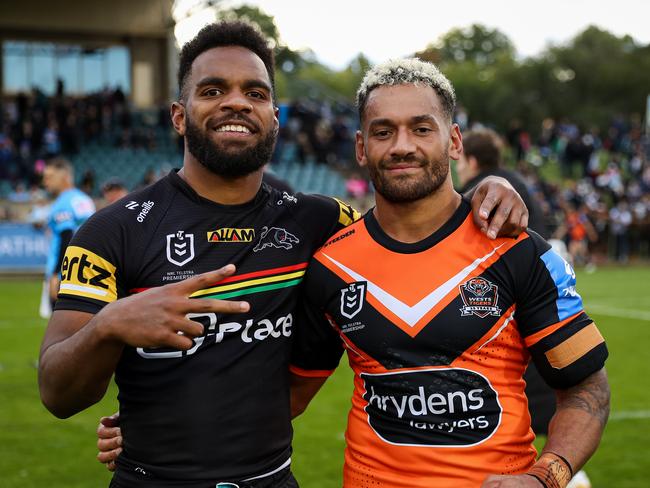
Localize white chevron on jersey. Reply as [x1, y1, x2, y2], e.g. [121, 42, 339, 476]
[321, 243, 507, 327]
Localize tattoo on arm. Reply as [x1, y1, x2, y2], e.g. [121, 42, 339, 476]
[556, 369, 610, 427]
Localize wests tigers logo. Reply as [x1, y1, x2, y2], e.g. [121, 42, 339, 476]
[459, 277, 501, 318]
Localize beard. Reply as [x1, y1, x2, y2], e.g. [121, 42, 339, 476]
[184, 113, 277, 179]
[367, 150, 450, 203]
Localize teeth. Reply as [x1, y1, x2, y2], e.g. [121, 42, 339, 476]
[216, 124, 251, 133]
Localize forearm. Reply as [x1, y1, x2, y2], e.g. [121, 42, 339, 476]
[39, 313, 124, 418]
[542, 368, 610, 472]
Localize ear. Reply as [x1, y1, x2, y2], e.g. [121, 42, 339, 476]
[355, 130, 367, 168]
[273, 105, 280, 133]
[448, 123, 463, 161]
[171, 102, 186, 136]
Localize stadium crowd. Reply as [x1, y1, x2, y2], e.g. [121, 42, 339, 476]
[1, 86, 649, 264]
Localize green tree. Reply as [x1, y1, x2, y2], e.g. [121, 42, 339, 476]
[417, 24, 515, 67]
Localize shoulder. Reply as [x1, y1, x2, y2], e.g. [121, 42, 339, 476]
[316, 218, 365, 255]
[293, 193, 361, 227]
[73, 178, 171, 248]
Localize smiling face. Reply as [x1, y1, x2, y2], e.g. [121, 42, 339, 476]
[356, 84, 462, 203]
[172, 45, 279, 179]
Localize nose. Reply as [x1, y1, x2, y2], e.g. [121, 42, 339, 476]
[220, 89, 252, 114]
[389, 127, 416, 160]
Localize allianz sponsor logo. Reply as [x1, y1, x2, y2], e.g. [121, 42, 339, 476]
[137, 312, 292, 359]
[362, 368, 501, 447]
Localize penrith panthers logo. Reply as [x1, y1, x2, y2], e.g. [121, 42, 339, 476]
[253, 227, 299, 252]
[459, 277, 501, 318]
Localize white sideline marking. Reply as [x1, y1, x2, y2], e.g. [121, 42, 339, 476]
[609, 410, 650, 421]
[586, 305, 650, 322]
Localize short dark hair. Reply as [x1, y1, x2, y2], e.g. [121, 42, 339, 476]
[462, 129, 503, 169]
[45, 157, 73, 174]
[101, 178, 126, 192]
[177, 21, 275, 100]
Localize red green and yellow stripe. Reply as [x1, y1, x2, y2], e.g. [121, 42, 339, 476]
[129, 262, 307, 300]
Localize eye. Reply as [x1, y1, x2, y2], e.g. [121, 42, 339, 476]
[373, 129, 391, 138]
[247, 91, 266, 100]
[203, 88, 222, 97]
[414, 126, 433, 134]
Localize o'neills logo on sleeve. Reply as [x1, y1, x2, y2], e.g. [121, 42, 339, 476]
[207, 228, 255, 243]
[59, 246, 117, 303]
[361, 368, 501, 447]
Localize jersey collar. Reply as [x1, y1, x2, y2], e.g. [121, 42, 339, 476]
[363, 197, 471, 254]
[166, 169, 270, 212]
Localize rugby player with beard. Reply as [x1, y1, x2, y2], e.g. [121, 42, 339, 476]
[40, 22, 528, 487]
[289, 59, 610, 488]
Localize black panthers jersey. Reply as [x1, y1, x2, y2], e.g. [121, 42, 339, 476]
[55, 170, 359, 486]
[291, 200, 608, 487]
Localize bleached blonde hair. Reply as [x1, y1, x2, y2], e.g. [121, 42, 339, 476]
[356, 58, 456, 122]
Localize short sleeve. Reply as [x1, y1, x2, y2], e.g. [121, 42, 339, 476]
[290, 193, 362, 250]
[513, 231, 608, 388]
[290, 263, 345, 377]
[54, 209, 127, 314]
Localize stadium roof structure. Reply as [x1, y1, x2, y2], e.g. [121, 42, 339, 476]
[0, 0, 176, 106]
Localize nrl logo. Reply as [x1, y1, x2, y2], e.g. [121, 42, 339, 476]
[459, 277, 501, 318]
[340, 281, 366, 319]
[253, 227, 299, 252]
[166, 231, 195, 267]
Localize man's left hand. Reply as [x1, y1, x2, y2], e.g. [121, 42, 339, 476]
[481, 474, 543, 487]
[470, 176, 528, 239]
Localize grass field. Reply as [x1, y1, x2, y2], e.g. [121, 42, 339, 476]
[1, 267, 649, 487]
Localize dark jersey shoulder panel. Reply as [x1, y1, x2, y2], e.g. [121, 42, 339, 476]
[55, 177, 174, 313]
[507, 230, 608, 388]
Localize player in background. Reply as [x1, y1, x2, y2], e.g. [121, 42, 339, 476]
[101, 179, 129, 205]
[41, 157, 95, 314]
[289, 58, 610, 487]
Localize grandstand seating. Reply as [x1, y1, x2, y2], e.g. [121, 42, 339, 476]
[67, 134, 348, 198]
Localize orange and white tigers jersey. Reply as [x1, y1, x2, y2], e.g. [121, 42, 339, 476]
[291, 199, 607, 487]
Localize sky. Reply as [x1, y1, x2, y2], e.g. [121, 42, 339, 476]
[174, 0, 650, 69]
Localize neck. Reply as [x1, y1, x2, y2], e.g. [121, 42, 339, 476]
[179, 152, 263, 205]
[55, 184, 73, 196]
[373, 182, 461, 244]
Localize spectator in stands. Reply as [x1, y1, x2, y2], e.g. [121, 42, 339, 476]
[564, 201, 598, 268]
[101, 178, 129, 205]
[609, 199, 633, 263]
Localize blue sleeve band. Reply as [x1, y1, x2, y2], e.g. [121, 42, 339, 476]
[540, 249, 584, 321]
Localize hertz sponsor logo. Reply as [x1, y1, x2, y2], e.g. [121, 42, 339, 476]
[362, 368, 501, 447]
[59, 246, 117, 303]
[207, 228, 255, 243]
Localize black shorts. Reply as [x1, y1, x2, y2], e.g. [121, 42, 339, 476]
[109, 466, 299, 488]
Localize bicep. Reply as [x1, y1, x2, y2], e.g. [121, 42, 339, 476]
[40, 309, 95, 358]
